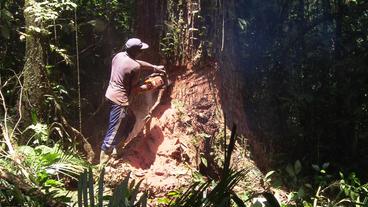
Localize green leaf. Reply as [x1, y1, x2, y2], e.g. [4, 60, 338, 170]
[42, 152, 59, 164]
[98, 168, 105, 207]
[264, 170, 275, 183]
[17, 146, 36, 157]
[167, 191, 180, 197]
[1, 9, 14, 20]
[27, 123, 49, 142]
[157, 197, 171, 204]
[322, 162, 330, 169]
[88, 168, 95, 207]
[87, 19, 107, 32]
[252, 200, 264, 207]
[286, 164, 295, 177]
[237, 18, 248, 31]
[305, 183, 312, 189]
[312, 164, 320, 172]
[37, 170, 49, 183]
[130, 179, 143, 205]
[294, 160, 302, 175]
[0, 25, 10, 39]
[230, 191, 246, 207]
[35, 145, 53, 154]
[31, 110, 38, 124]
[45, 179, 62, 187]
[192, 171, 206, 183]
[201, 156, 208, 167]
[297, 187, 305, 198]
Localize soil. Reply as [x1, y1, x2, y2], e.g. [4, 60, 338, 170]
[98, 62, 270, 205]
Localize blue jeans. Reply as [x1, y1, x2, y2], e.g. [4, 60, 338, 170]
[101, 101, 136, 152]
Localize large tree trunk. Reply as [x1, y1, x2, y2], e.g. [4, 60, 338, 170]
[22, 0, 50, 124]
[135, 0, 166, 63]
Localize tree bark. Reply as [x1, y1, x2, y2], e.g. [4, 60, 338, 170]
[21, 0, 94, 159]
[22, 0, 51, 124]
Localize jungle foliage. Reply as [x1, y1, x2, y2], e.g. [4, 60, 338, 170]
[228, 0, 368, 173]
[1, 0, 368, 206]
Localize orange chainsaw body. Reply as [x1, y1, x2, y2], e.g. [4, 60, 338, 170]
[143, 75, 165, 91]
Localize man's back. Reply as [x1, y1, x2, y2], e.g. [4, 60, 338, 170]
[105, 52, 140, 106]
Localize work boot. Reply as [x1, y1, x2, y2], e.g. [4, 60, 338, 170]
[111, 147, 118, 158]
[99, 150, 111, 165]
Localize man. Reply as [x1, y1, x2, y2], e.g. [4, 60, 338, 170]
[100, 38, 165, 164]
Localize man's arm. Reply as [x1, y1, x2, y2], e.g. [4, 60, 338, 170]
[131, 84, 150, 94]
[136, 60, 165, 73]
[144, 87, 165, 121]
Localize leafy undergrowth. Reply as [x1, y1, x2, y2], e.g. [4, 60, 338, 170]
[266, 161, 368, 207]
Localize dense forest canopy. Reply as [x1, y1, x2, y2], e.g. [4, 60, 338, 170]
[1, 0, 368, 206]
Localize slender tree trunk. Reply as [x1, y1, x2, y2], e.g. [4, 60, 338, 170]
[322, 0, 332, 26]
[22, 0, 50, 124]
[334, 0, 351, 158]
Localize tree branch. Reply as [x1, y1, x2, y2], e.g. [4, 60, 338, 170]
[9, 70, 24, 140]
[0, 84, 14, 155]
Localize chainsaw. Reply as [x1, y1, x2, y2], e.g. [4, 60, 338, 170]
[141, 68, 171, 122]
[140, 69, 170, 92]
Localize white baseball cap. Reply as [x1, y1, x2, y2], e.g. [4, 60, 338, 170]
[125, 38, 149, 50]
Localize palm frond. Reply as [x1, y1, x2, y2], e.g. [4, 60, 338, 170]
[77, 169, 148, 207]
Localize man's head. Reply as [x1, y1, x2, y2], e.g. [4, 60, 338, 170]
[125, 38, 149, 58]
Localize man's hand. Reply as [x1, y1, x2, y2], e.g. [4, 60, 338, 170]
[144, 113, 152, 123]
[154, 65, 166, 73]
[136, 60, 166, 73]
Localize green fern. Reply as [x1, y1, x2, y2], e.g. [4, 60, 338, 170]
[17, 144, 86, 180]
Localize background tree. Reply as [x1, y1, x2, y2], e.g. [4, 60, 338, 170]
[231, 0, 368, 174]
[22, 0, 51, 124]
